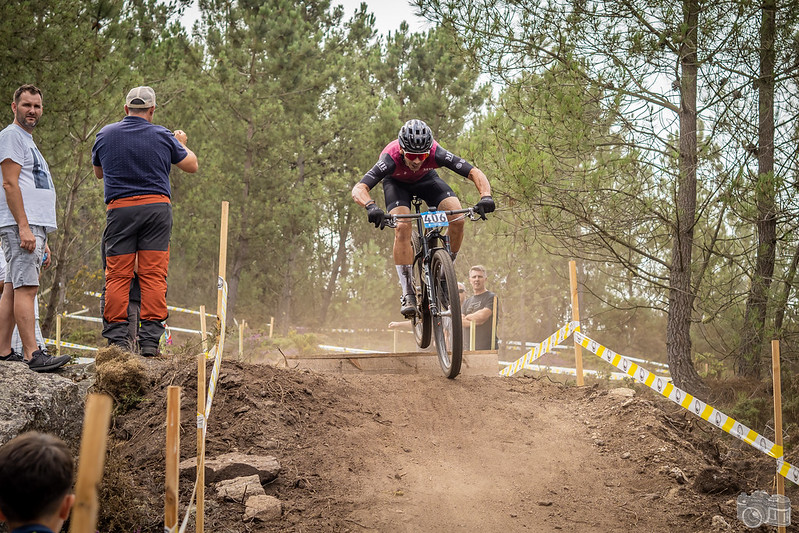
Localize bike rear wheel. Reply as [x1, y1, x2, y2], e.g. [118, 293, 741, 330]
[411, 231, 431, 349]
[431, 249, 462, 378]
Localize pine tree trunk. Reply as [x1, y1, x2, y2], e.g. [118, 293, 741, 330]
[319, 211, 351, 325]
[666, 0, 706, 395]
[735, 0, 776, 378]
[278, 246, 297, 336]
[226, 120, 255, 319]
[42, 150, 83, 335]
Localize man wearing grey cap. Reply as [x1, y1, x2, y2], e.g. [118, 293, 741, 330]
[92, 86, 198, 356]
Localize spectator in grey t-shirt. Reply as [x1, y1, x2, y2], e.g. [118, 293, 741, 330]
[0, 85, 70, 371]
[461, 265, 498, 350]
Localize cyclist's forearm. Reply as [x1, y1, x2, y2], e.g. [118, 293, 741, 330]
[351, 182, 374, 207]
[469, 168, 491, 197]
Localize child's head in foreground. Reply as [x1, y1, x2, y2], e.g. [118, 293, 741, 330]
[0, 432, 74, 531]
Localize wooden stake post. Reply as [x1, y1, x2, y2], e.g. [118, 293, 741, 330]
[198, 201, 229, 533]
[56, 314, 62, 356]
[69, 394, 112, 533]
[239, 320, 245, 359]
[196, 347, 206, 533]
[470, 321, 476, 351]
[772, 340, 786, 533]
[165, 386, 181, 532]
[569, 261, 585, 386]
[200, 304, 207, 353]
[491, 295, 498, 351]
[217, 201, 229, 338]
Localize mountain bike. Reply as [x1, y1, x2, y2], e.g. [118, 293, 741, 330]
[384, 197, 483, 378]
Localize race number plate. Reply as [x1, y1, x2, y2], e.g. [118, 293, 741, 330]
[421, 211, 449, 228]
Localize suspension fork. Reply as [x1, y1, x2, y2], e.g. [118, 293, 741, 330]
[421, 229, 451, 317]
[416, 220, 439, 316]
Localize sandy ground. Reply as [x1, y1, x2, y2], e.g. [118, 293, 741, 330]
[96, 354, 798, 532]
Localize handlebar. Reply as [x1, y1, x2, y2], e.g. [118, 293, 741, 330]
[383, 208, 480, 229]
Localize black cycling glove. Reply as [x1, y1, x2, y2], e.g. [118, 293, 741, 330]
[474, 196, 496, 220]
[366, 202, 387, 229]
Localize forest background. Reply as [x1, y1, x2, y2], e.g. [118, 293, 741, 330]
[2, 0, 799, 397]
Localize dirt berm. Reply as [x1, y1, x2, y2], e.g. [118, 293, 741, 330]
[96, 352, 797, 532]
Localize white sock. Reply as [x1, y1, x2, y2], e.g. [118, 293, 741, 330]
[396, 265, 413, 295]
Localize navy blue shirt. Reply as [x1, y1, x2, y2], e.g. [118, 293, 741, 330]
[92, 115, 188, 203]
[12, 525, 55, 533]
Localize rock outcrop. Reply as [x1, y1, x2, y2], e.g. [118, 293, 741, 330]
[0, 362, 89, 446]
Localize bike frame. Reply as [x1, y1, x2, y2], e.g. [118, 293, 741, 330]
[413, 198, 449, 318]
[389, 197, 474, 317]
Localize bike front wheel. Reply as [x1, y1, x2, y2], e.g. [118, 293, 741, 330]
[431, 249, 462, 378]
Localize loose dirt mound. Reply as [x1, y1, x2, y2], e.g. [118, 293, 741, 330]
[97, 354, 797, 532]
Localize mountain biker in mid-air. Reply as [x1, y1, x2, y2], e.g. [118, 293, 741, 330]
[351, 119, 495, 317]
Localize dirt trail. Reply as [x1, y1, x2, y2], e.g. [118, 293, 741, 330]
[312, 375, 687, 532]
[101, 358, 793, 532]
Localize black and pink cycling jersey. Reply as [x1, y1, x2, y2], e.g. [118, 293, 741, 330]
[359, 139, 474, 189]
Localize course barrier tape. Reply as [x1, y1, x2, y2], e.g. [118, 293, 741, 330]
[777, 458, 799, 484]
[617, 354, 670, 370]
[318, 344, 387, 354]
[203, 345, 219, 430]
[83, 290, 215, 317]
[512, 362, 657, 381]
[322, 327, 400, 334]
[502, 340, 569, 352]
[573, 331, 784, 459]
[62, 314, 103, 323]
[501, 340, 669, 371]
[64, 311, 202, 335]
[500, 321, 580, 376]
[178, 477, 198, 533]
[204, 277, 228, 432]
[44, 338, 98, 352]
[167, 324, 202, 335]
[179, 278, 228, 533]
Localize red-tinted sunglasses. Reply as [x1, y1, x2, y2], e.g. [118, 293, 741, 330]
[404, 151, 429, 162]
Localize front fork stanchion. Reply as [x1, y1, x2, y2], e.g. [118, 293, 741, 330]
[422, 260, 437, 316]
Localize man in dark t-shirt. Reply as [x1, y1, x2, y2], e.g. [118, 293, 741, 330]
[351, 119, 495, 317]
[461, 264, 498, 350]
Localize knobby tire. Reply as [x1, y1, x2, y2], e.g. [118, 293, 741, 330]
[411, 231, 431, 349]
[431, 249, 462, 378]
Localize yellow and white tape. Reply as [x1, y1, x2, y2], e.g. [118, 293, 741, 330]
[44, 339, 98, 352]
[62, 314, 103, 324]
[84, 290, 214, 317]
[574, 331, 783, 459]
[318, 344, 387, 354]
[203, 277, 228, 434]
[177, 278, 228, 533]
[500, 321, 580, 376]
[777, 458, 799, 483]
